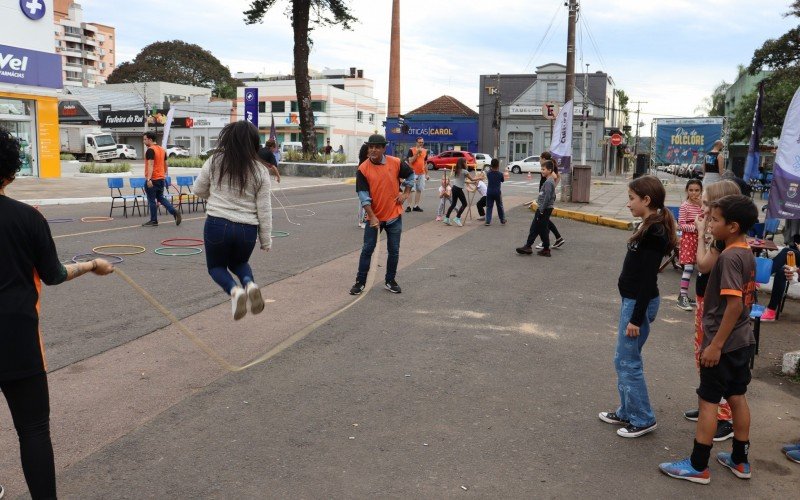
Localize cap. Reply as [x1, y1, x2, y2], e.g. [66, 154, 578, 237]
[366, 134, 387, 146]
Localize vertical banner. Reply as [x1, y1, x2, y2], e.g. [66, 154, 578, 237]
[743, 82, 765, 182]
[160, 108, 176, 149]
[244, 87, 259, 128]
[269, 113, 277, 142]
[767, 85, 800, 219]
[550, 100, 574, 174]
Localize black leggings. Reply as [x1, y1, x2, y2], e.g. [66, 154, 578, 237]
[1, 373, 57, 499]
[548, 220, 561, 239]
[446, 185, 467, 218]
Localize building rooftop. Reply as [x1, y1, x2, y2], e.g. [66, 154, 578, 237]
[407, 95, 478, 117]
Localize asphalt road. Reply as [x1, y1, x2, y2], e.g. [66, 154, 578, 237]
[2, 180, 799, 498]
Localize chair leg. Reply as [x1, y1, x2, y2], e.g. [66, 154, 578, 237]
[777, 281, 790, 319]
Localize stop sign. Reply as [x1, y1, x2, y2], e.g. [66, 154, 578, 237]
[610, 133, 623, 146]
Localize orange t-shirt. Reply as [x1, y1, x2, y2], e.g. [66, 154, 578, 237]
[358, 155, 404, 222]
[409, 147, 427, 175]
[147, 145, 167, 180]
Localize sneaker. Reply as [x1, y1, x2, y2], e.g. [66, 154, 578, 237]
[231, 286, 247, 321]
[553, 237, 565, 248]
[535, 243, 544, 250]
[684, 409, 699, 422]
[688, 297, 697, 306]
[349, 280, 366, 295]
[658, 457, 711, 484]
[516, 246, 533, 255]
[616, 421, 657, 438]
[787, 449, 800, 464]
[598, 411, 630, 425]
[760, 308, 777, 321]
[412, 206, 423, 212]
[713, 420, 734, 442]
[174, 211, 182, 226]
[716, 452, 751, 479]
[454, 217, 463, 227]
[478, 216, 485, 220]
[358, 222, 366, 229]
[444, 217, 451, 226]
[405, 206, 412, 213]
[677, 295, 693, 311]
[500, 219, 507, 225]
[245, 282, 264, 315]
[0, 484, 4, 499]
[537, 248, 551, 257]
[385, 279, 402, 293]
[781, 442, 800, 454]
[484, 223, 490, 226]
[435, 215, 443, 221]
[142, 220, 158, 227]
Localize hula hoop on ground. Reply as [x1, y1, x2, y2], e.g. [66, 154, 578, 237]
[72, 253, 124, 265]
[160, 237, 204, 247]
[47, 218, 75, 223]
[81, 216, 114, 223]
[92, 244, 146, 256]
[154, 246, 203, 256]
[271, 230, 290, 238]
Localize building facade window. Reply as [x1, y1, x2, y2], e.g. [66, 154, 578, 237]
[311, 100, 326, 112]
[508, 132, 533, 161]
[368, 113, 375, 124]
[174, 136, 191, 149]
[290, 101, 298, 112]
[258, 102, 266, 113]
[546, 82, 559, 101]
[272, 101, 285, 112]
[357, 111, 363, 123]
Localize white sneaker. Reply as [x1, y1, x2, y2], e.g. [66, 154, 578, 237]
[535, 243, 544, 250]
[454, 217, 463, 227]
[246, 282, 264, 315]
[231, 286, 247, 320]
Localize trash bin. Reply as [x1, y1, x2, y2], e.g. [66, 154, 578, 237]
[633, 154, 649, 179]
[572, 165, 592, 203]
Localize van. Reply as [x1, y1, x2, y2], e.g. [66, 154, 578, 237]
[280, 141, 303, 154]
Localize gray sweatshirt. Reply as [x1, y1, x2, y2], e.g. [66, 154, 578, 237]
[537, 176, 556, 210]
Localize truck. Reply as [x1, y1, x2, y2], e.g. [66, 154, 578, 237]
[60, 125, 117, 162]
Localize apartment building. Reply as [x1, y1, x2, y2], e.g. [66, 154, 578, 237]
[54, 0, 115, 87]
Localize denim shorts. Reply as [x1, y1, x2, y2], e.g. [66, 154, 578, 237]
[411, 174, 426, 192]
[697, 345, 753, 404]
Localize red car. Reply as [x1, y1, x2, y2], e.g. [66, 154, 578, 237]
[425, 151, 477, 170]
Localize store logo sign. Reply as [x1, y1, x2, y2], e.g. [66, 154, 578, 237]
[20, 0, 46, 20]
[0, 44, 62, 89]
[0, 53, 28, 72]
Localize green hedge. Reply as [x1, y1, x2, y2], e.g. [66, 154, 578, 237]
[168, 157, 205, 168]
[79, 163, 132, 174]
[283, 151, 348, 164]
[60, 153, 76, 160]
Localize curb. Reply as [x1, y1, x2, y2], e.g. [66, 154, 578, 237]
[343, 177, 356, 185]
[528, 203, 633, 231]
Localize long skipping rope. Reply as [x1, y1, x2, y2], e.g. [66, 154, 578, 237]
[114, 228, 382, 372]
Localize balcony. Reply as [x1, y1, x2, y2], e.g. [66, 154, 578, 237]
[61, 47, 82, 57]
[82, 51, 98, 61]
[82, 37, 98, 47]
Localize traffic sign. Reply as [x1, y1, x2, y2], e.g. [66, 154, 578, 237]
[610, 133, 623, 146]
[543, 102, 559, 120]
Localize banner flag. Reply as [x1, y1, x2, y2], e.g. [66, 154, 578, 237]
[269, 114, 277, 142]
[744, 82, 765, 182]
[767, 85, 800, 219]
[160, 108, 175, 149]
[549, 100, 573, 174]
[244, 87, 259, 128]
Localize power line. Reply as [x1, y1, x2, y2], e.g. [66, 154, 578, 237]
[522, 2, 564, 72]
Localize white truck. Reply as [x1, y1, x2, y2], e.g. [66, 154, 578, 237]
[60, 125, 117, 162]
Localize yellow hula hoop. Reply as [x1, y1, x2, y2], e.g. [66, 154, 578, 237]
[81, 216, 114, 223]
[92, 244, 146, 256]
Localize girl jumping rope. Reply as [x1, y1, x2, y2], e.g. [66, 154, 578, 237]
[677, 179, 704, 311]
[599, 175, 677, 438]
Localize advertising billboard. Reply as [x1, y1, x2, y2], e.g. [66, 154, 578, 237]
[653, 117, 723, 164]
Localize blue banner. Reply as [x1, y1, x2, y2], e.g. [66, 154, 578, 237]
[744, 82, 765, 182]
[654, 119, 723, 164]
[0, 44, 62, 89]
[244, 87, 258, 128]
[767, 85, 800, 220]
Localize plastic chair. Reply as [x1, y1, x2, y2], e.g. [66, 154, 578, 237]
[176, 175, 203, 213]
[667, 206, 680, 220]
[764, 218, 780, 240]
[128, 177, 147, 216]
[107, 177, 137, 218]
[750, 256, 774, 367]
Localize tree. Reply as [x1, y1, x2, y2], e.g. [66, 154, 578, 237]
[244, 1, 357, 155]
[107, 41, 240, 98]
[694, 80, 730, 116]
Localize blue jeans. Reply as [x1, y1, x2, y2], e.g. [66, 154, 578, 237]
[486, 192, 505, 224]
[145, 178, 176, 222]
[614, 296, 660, 427]
[204, 216, 257, 294]
[357, 217, 402, 283]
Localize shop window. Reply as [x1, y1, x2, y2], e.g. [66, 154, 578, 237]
[272, 101, 285, 112]
[258, 102, 266, 113]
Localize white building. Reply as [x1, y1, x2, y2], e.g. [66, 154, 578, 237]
[236, 68, 386, 161]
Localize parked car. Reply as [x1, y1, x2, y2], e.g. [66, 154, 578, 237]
[507, 155, 541, 174]
[472, 153, 493, 170]
[690, 163, 704, 179]
[199, 148, 217, 159]
[166, 144, 190, 158]
[426, 151, 477, 170]
[115, 144, 137, 160]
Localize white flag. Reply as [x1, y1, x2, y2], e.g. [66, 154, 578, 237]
[161, 108, 176, 149]
[767, 85, 800, 219]
[549, 100, 573, 174]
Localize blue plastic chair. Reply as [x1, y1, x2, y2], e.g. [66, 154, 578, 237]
[107, 177, 138, 217]
[750, 256, 774, 366]
[176, 175, 203, 213]
[128, 177, 147, 216]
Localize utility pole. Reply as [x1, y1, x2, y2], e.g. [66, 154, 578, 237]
[580, 63, 589, 165]
[632, 101, 647, 156]
[492, 73, 500, 160]
[562, 0, 578, 202]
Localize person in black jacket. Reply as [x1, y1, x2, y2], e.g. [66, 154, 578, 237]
[0, 128, 115, 499]
[599, 175, 678, 439]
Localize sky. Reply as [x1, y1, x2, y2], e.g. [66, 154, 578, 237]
[77, 0, 798, 134]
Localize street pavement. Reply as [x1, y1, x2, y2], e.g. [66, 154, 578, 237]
[0, 169, 798, 498]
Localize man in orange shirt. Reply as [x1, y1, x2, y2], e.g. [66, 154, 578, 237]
[350, 134, 415, 295]
[142, 132, 181, 227]
[405, 136, 429, 212]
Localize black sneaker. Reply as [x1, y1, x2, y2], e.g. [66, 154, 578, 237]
[412, 206, 423, 212]
[385, 280, 402, 293]
[599, 411, 630, 425]
[617, 421, 657, 438]
[516, 246, 533, 255]
[142, 220, 158, 227]
[713, 420, 734, 442]
[537, 248, 551, 257]
[405, 206, 412, 213]
[349, 281, 365, 295]
[553, 237, 565, 248]
[677, 295, 692, 311]
[683, 409, 699, 422]
[174, 211, 182, 226]
[688, 297, 697, 306]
